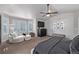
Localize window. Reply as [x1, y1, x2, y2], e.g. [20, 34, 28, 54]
[13, 19, 20, 33]
[20, 20, 26, 33]
[28, 20, 33, 33]
[2, 15, 9, 34]
[13, 18, 33, 34]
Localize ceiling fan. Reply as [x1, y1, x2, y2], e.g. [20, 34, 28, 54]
[40, 4, 58, 17]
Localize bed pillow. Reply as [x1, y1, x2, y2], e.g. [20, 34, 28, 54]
[10, 32, 18, 37]
[52, 33, 65, 38]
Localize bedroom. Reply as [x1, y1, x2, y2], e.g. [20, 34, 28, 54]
[0, 4, 79, 54]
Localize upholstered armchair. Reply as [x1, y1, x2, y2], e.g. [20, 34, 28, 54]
[25, 35, 31, 40]
[8, 32, 25, 43]
[22, 33, 31, 40]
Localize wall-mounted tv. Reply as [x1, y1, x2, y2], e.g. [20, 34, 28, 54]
[38, 21, 44, 27]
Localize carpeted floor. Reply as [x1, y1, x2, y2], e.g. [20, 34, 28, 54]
[0, 36, 50, 54]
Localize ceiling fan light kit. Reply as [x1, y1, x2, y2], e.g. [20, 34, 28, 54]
[46, 14, 50, 17]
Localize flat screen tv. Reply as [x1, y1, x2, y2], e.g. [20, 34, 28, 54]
[38, 21, 44, 27]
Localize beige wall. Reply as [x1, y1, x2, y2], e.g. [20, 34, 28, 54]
[45, 12, 79, 39]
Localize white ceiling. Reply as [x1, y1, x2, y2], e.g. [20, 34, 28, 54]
[0, 4, 79, 20]
[53, 4, 79, 13]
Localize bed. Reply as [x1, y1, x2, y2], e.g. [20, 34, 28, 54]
[33, 34, 71, 54]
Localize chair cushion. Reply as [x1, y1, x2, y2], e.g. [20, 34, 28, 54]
[10, 32, 18, 37]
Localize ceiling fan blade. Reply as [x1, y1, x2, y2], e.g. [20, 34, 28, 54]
[50, 12, 58, 14]
[40, 12, 46, 14]
[42, 14, 46, 17]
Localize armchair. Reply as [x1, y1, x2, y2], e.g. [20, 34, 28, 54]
[25, 35, 31, 40]
[8, 32, 25, 43]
